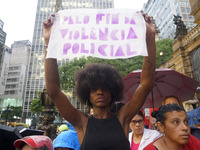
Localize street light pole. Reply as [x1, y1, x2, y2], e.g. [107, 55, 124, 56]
[5, 104, 10, 124]
[37, 89, 57, 141]
[196, 85, 200, 100]
[160, 51, 164, 65]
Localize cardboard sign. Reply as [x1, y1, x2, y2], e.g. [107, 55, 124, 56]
[47, 9, 147, 59]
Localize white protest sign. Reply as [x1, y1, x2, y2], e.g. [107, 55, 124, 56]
[47, 9, 147, 59]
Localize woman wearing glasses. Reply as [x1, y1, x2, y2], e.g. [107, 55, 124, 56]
[129, 110, 161, 150]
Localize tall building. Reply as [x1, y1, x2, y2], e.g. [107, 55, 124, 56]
[0, 19, 6, 48]
[0, 46, 11, 97]
[143, 0, 196, 39]
[24, 0, 114, 119]
[0, 40, 31, 112]
[0, 19, 10, 100]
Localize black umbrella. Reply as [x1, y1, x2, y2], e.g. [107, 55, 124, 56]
[0, 125, 22, 150]
[18, 127, 44, 137]
[16, 125, 27, 131]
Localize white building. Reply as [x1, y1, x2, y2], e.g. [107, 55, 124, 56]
[0, 46, 11, 97]
[143, 0, 196, 39]
[0, 40, 31, 112]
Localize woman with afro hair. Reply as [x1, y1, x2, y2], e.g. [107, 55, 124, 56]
[43, 11, 156, 150]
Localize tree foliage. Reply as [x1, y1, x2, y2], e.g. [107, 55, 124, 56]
[59, 38, 174, 90]
[156, 38, 173, 68]
[30, 90, 43, 114]
[59, 56, 144, 90]
[1, 106, 22, 122]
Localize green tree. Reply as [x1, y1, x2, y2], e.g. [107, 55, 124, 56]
[59, 39, 173, 90]
[2, 106, 22, 122]
[30, 90, 43, 115]
[156, 38, 174, 67]
[59, 56, 144, 90]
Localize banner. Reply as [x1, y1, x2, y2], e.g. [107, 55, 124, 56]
[46, 9, 147, 59]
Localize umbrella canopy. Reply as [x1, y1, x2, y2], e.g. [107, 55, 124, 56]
[122, 68, 200, 108]
[0, 125, 22, 150]
[17, 127, 44, 137]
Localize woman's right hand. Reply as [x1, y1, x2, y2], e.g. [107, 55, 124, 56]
[43, 14, 55, 45]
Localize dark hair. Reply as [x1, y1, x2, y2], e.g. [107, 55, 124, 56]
[136, 110, 144, 119]
[20, 144, 49, 150]
[110, 102, 124, 114]
[75, 63, 124, 107]
[162, 95, 181, 106]
[151, 110, 157, 118]
[55, 148, 74, 150]
[38, 145, 49, 150]
[153, 104, 185, 123]
[20, 143, 26, 149]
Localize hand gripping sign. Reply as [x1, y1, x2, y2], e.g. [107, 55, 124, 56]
[46, 9, 147, 60]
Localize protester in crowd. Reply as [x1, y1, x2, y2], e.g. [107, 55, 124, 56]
[88, 108, 94, 116]
[186, 99, 200, 128]
[144, 104, 200, 150]
[186, 99, 200, 140]
[13, 135, 54, 150]
[149, 95, 182, 130]
[129, 110, 161, 150]
[43, 11, 156, 150]
[149, 113, 157, 130]
[161, 95, 182, 107]
[57, 124, 69, 135]
[54, 130, 80, 150]
[67, 122, 76, 131]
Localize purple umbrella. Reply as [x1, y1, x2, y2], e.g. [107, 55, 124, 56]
[122, 68, 200, 108]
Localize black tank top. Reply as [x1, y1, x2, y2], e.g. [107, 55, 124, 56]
[80, 114, 130, 150]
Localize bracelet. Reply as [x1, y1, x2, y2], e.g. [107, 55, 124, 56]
[44, 45, 48, 48]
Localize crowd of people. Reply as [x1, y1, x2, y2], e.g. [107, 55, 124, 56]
[7, 93, 199, 150]
[12, 101, 200, 150]
[3, 10, 199, 150]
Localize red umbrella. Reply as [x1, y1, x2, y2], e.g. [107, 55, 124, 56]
[121, 68, 200, 108]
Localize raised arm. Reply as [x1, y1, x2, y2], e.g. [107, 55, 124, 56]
[43, 16, 87, 131]
[118, 13, 156, 131]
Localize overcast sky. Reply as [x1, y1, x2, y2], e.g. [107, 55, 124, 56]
[0, 0, 148, 47]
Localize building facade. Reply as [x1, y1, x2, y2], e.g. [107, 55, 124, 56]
[159, 0, 200, 82]
[0, 46, 11, 96]
[0, 40, 31, 112]
[143, 0, 196, 39]
[0, 19, 10, 100]
[24, 0, 114, 119]
[190, 0, 200, 24]
[0, 19, 6, 48]
[154, 0, 200, 111]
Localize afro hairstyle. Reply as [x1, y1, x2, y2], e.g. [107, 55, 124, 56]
[75, 63, 124, 107]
